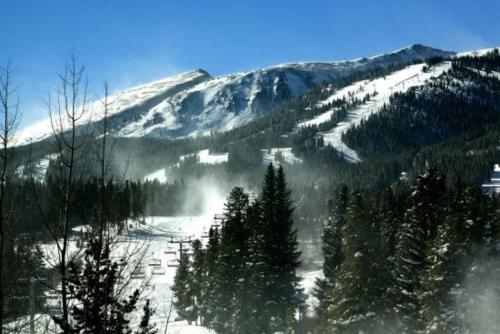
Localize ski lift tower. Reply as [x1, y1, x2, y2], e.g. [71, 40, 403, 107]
[169, 236, 193, 255]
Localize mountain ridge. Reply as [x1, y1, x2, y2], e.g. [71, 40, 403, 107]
[16, 44, 454, 146]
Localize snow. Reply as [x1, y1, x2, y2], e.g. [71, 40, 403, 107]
[455, 47, 499, 58]
[34, 212, 323, 332]
[15, 153, 58, 182]
[297, 268, 323, 314]
[262, 147, 303, 165]
[71, 224, 92, 234]
[178, 149, 228, 166]
[15, 70, 210, 146]
[197, 149, 228, 164]
[165, 322, 212, 334]
[299, 61, 452, 162]
[144, 168, 168, 183]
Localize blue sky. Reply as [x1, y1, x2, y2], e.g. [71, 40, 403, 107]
[1, 0, 499, 127]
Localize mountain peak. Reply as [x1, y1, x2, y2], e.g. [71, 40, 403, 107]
[392, 43, 454, 57]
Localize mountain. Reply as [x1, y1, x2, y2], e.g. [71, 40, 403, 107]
[16, 44, 452, 146]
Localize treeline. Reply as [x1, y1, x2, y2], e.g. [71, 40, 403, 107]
[172, 164, 303, 334]
[314, 168, 500, 333]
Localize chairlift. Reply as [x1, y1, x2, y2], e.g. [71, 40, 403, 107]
[131, 266, 146, 279]
[167, 259, 179, 267]
[152, 267, 166, 275]
[148, 258, 161, 267]
[164, 247, 177, 255]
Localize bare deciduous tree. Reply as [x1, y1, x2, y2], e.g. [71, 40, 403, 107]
[45, 51, 90, 332]
[0, 62, 20, 334]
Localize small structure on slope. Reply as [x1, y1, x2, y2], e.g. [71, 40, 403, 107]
[482, 164, 500, 194]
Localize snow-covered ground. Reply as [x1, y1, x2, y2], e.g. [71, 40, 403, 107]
[197, 149, 228, 164]
[455, 46, 499, 58]
[262, 147, 303, 165]
[27, 212, 322, 333]
[178, 149, 228, 166]
[144, 168, 168, 183]
[299, 62, 452, 162]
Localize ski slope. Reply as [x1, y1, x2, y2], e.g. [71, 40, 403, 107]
[262, 147, 303, 165]
[15, 153, 58, 181]
[299, 62, 452, 163]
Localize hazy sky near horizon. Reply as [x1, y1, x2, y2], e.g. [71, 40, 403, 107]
[1, 0, 499, 126]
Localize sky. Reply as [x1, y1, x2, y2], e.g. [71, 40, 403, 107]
[1, 0, 499, 127]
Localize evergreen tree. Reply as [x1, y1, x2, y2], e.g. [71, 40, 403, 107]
[328, 192, 386, 333]
[172, 251, 196, 324]
[136, 300, 157, 334]
[313, 184, 348, 328]
[201, 227, 220, 328]
[56, 238, 154, 334]
[258, 164, 302, 332]
[272, 165, 302, 332]
[393, 168, 446, 333]
[243, 198, 269, 334]
[211, 187, 250, 334]
[190, 239, 204, 325]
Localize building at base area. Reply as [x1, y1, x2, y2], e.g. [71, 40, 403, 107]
[482, 164, 500, 194]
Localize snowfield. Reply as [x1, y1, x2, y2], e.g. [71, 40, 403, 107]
[15, 70, 210, 146]
[262, 147, 303, 165]
[299, 61, 452, 162]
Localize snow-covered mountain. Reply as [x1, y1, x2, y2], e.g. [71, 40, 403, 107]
[16, 44, 452, 146]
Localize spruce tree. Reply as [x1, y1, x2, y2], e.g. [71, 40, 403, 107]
[172, 251, 196, 324]
[190, 239, 204, 325]
[273, 165, 302, 332]
[259, 164, 301, 332]
[328, 192, 385, 333]
[136, 300, 157, 334]
[211, 187, 250, 334]
[56, 238, 154, 334]
[393, 168, 446, 333]
[243, 198, 269, 334]
[201, 227, 220, 328]
[313, 184, 348, 328]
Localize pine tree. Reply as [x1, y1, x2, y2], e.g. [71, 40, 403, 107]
[135, 300, 157, 334]
[200, 227, 220, 328]
[313, 184, 348, 328]
[190, 239, 204, 325]
[211, 187, 250, 334]
[243, 198, 269, 334]
[272, 165, 302, 332]
[393, 168, 446, 333]
[419, 211, 463, 333]
[258, 164, 301, 332]
[328, 192, 385, 333]
[56, 238, 154, 334]
[172, 251, 196, 324]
